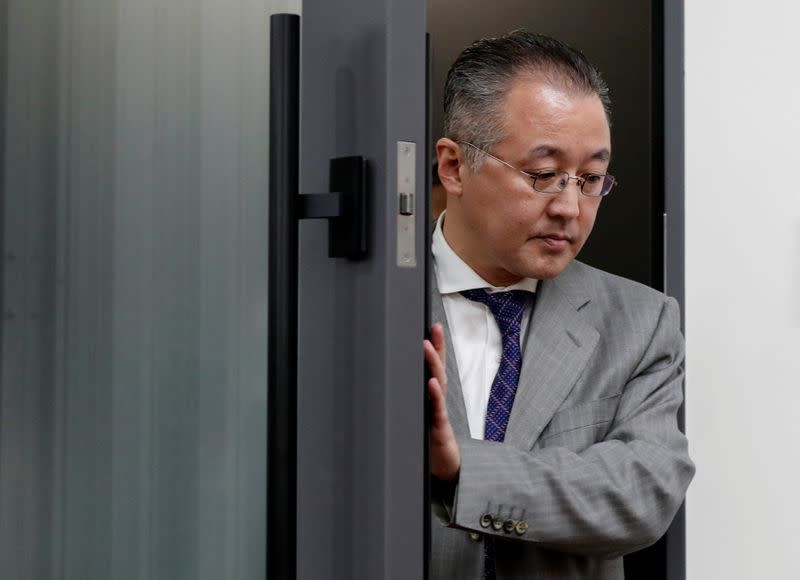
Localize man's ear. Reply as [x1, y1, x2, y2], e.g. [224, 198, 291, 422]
[435, 138, 465, 197]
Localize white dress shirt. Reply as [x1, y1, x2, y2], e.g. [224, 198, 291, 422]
[431, 211, 538, 440]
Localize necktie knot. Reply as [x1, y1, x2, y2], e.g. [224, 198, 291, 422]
[460, 289, 529, 337]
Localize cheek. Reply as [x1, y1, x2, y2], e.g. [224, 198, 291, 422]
[578, 201, 601, 234]
[508, 193, 548, 221]
[497, 203, 541, 241]
[480, 189, 533, 229]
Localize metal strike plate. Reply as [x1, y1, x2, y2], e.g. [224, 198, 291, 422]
[397, 141, 416, 268]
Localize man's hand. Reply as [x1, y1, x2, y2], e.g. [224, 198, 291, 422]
[424, 323, 461, 482]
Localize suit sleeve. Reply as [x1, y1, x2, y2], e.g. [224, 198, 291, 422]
[447, 297, 695, 558]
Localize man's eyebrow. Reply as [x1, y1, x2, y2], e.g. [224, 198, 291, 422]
[525, 145, 559, 159]
[591, 149, 611, 162]
[524, 146, 611, 163]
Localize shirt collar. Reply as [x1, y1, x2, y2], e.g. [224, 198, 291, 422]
[432, 211, 539, 295]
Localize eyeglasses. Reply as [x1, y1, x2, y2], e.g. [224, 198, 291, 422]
[459, 141, 617, 197]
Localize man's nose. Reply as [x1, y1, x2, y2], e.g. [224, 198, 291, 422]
[546, 181, 581, 219]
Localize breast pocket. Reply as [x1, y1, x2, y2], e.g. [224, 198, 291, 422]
[533, 394, 622, 452]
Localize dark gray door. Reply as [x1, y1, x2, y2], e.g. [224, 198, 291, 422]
[291, 1, 428, 579]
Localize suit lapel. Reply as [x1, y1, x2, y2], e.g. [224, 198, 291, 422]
[429, 278, 471, 438]
[504, 268, 600, 450]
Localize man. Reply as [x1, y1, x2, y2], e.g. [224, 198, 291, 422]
[424, 31, 694, 579]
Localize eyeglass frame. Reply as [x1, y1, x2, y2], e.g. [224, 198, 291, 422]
[458, 141, 617, 197]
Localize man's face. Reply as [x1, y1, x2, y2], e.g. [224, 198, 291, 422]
[440, 78, 611, 285]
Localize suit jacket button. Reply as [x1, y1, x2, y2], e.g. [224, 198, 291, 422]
[469, 532, 482, 542]
[514, 521, 529, 536]
[503, 519, 516, 534]
[492, 518, 503, 531]
[479, 514, 493, 528]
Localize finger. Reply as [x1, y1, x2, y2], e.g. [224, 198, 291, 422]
[428, 377, 450, 428]
[423, 339, 440, 369]
[423, 340, 447, 389]
[430, 323, 446, 364]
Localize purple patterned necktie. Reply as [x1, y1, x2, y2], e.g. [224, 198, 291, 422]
[460, 288, 530, 580]
[461, 289, 529, 442]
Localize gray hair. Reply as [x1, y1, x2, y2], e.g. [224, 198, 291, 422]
[443, 30, 611, 170]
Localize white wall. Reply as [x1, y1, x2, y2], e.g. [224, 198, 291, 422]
[685, 2, 800, 579]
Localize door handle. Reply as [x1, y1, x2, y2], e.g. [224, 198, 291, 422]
[268, 13, 299, 580]
[298, 156, 368, 259]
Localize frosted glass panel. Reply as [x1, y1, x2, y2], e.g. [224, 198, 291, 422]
[0, 1, 300, 578]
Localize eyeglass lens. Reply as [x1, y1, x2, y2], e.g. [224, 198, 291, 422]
[534, 172, 614, 196]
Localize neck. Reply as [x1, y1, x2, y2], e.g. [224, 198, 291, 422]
[441, 214, 522, 287]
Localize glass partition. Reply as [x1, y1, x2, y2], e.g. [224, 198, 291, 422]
[0, 1, 300, 578]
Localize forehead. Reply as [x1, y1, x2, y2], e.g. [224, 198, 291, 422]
[499, 78, 611, 160]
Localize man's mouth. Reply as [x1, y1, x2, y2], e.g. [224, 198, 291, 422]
[535, 233, 572, 249]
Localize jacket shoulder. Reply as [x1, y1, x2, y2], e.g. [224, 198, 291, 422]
[558, 260, 680, 329]
[562, 260, 669, 301]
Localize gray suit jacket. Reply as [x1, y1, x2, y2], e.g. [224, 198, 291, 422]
[430, 259, 695, 580]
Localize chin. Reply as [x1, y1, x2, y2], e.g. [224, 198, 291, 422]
[529, 267, 563, 280]
[519, 255, 573, 280]
[511, 240, 582, 280]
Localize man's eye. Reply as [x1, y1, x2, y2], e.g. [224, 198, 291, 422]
[532, 170, 559, 182]
[583, 173, 604, 184]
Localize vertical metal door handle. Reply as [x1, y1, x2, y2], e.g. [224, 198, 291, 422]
[268, 12, 299, 580]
